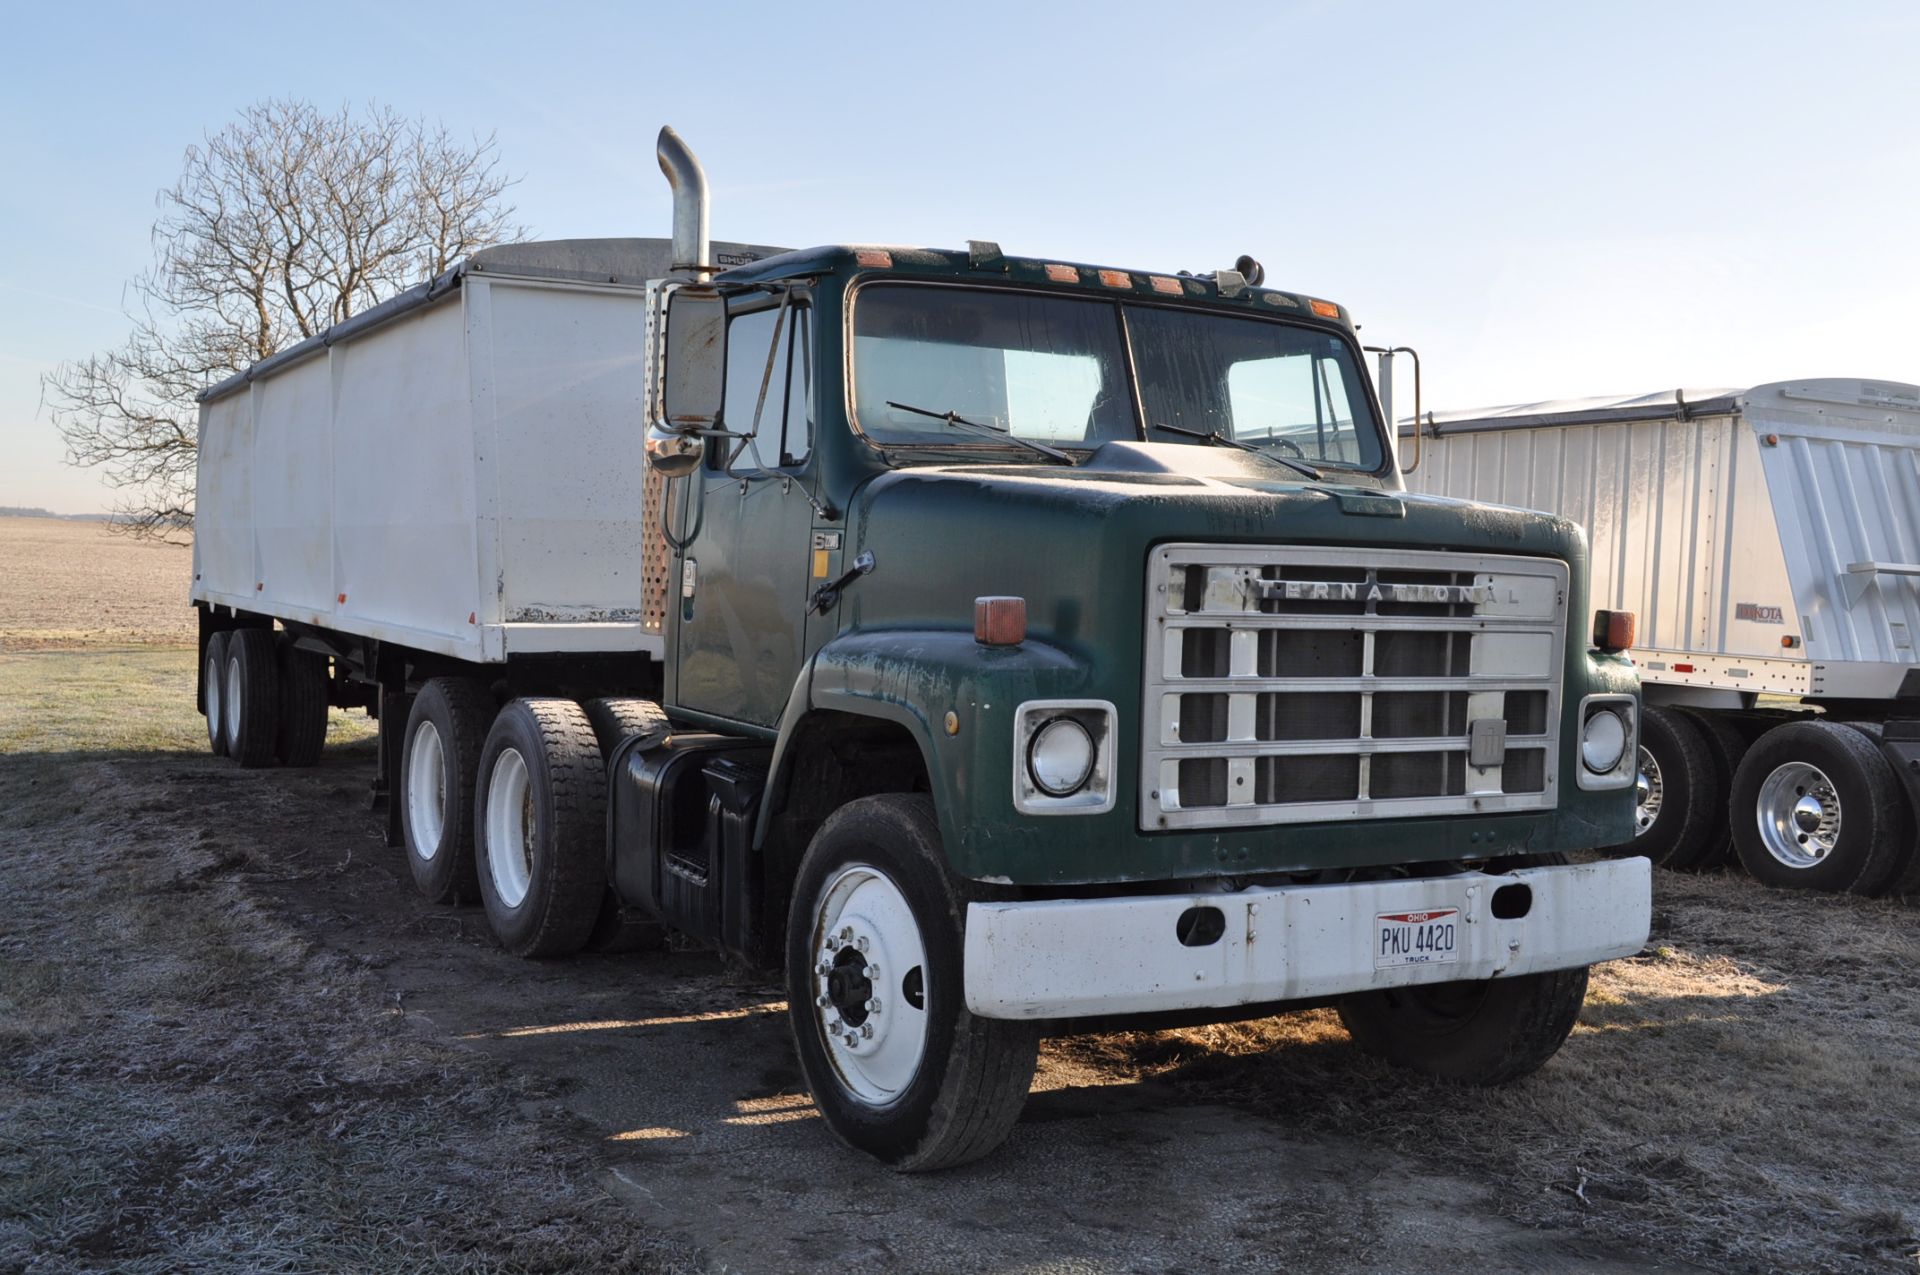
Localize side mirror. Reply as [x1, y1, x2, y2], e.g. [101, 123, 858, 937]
[662, 286, 727, 432]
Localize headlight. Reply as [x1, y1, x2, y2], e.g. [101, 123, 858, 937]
[1581, 709, 1628, 773]
[1012, 700, 1116, 814]
[1028, 717, 1096, 796]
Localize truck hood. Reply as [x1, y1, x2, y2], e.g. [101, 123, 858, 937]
[841, 441, 1589, 658]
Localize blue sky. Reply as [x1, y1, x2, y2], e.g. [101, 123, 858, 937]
[4, 0, 1917, 512]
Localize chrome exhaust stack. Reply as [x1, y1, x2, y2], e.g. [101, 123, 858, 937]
[656, 126, 710, 282]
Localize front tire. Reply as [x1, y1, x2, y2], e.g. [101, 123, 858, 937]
[401, 677, 495, 905]
[474, 699, 607, 956]
[786, 794, 1039, 1172]
[1729, 720, 1910, 895]
[1338, 966, 1590, 1086]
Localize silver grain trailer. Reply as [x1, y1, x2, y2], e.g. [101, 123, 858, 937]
[1401, 378, 1920, 894]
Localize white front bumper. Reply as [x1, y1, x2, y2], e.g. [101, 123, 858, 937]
[963, 858, 1652, 1020]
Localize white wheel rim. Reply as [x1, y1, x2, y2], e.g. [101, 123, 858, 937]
[407, 720, 448, 858]
[224, 657, 242, 745]
[205, 654, 224, 743]
[485, 747, 534, 908]
[1757, 761, 1841, 870]
[807, 862, 930, 1107]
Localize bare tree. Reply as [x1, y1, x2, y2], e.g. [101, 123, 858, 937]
[46, 100, 523, 538]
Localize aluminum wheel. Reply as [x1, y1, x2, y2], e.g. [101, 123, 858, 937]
[406, 719, 448, 858]
[1634, 745, 1664, 835]
[1756, 761, 1842, 869]
[808, 862, 930, 1107]
[223, 658, 242, 748]
[484, 747, 535, 908]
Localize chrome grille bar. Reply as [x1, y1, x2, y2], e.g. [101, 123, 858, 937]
[1141, 544, 1568, 830]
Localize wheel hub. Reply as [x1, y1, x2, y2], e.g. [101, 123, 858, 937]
[808, 864, 929, 1104]
[1634, 746, 1664, 835]
[1757, 761, 1842, 870]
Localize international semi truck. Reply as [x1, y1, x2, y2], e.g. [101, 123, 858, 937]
[190, 127, 1651, 1170]
[1403, 381, 1920, 897]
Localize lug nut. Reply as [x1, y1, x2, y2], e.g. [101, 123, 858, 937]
[839, 926, 854, 943]
[824, 935, 839, 951]
[855, 936, 870, 953]
[844, 1032, 859, 1049]
[815, 993, 830, 1008]
[865, 998, 880, 1014]
[860, 1023, 874, 1039]
[817, 959, 833, 976]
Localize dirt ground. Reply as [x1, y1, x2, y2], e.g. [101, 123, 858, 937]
[2, 647, 1915, 1273]
[1, 517, 1916, 1272]
[0, 517, 196, 651]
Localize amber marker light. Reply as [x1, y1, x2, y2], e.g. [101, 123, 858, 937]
[1308, 299, 1341, 319]
[1592, 609, 1637, 653]
[975, 596, 1026, 646]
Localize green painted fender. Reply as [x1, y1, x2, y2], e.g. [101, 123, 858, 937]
[755, 628, 1091, 876]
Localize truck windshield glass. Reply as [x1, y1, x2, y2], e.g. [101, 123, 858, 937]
[852, 286, 1135, 449]
[1127, 307, 1383, 471]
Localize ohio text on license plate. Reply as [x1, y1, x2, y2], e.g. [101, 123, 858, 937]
[1374, 908, 1460, 969]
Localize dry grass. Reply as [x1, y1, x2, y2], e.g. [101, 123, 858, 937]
[1048, 872, 1920, 1273]
[0, 656, 680, 1273]
[0, 516, 196, 650]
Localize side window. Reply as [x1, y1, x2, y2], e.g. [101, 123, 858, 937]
[718, 302, 811, 469]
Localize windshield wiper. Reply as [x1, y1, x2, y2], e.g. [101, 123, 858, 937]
[1151, 422, 1322, 481]
[884, 401, 1077, 466]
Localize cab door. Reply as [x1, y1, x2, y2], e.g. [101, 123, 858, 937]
[668, 295, 817, 728]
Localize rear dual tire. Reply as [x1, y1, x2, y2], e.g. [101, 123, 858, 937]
[474, 698, 609, 957]
[224, 629, 280, 769]
[400, 677, 494, 906]
[1729, 720, 1911, 895]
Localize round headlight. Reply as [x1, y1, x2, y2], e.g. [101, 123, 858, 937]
[1028, 717, 1096, 797]
[1581, 709, 1628, 773]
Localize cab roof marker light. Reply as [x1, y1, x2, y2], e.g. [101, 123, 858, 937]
[1149, 275, 1183, 295]
[1043, 263, 1079, 283]
[854, 249, 893, 268]
[1097, 269, 1132, 289]
[1308, 299, 1341, 319]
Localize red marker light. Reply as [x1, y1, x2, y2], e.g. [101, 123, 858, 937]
[975, 596, 1026, 647]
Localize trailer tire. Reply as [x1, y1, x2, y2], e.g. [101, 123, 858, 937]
[203, 632, 230, 758]
[786, 794, 1040, 1172]
[402, 678, 495, 906]
[474, 698, 608, 957]
[1673, 708, 1750, 870]
[224, 629, 280, 769]
[580, 698, 670, 953]
[1337, 965, 1590, 1086]
[1729, 719, 1911, 895]
[1610, 706, 1721, 870]
[274, 636, 330, 768]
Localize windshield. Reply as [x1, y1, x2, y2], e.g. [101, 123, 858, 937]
[852, 286, 1136, 448]
[849, 282, 1385, 470]
[1127, 306, 1381, 470]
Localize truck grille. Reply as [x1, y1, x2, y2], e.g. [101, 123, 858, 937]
[1141, 544, 1567, 830]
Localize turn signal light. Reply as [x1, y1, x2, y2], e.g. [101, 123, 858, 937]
[1592, 609, 1636, 653]
[975, 596, 1026, 646]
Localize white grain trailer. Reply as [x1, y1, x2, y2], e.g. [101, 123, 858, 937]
[190, 234, 782, 850]
[1400, 378, 1920, 895]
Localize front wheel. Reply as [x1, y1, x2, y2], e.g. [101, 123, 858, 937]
[1337, 966, 1590, 1086]
[785, 794, 1039, 1172]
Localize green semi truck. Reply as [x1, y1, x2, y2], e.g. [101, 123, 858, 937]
[191, 127, 1650, 1170]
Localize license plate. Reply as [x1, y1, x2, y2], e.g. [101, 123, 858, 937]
[1374, 908, 1460, 969]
